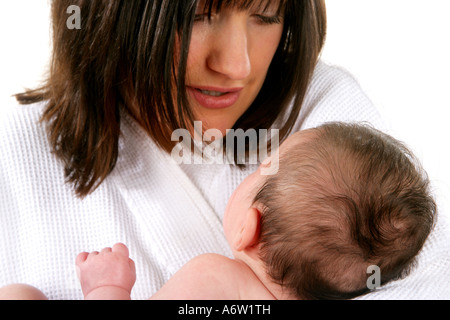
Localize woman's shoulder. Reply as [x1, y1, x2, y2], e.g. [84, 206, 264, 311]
[293, 60, 387, 132]
[0, 99, 47, 139]
[312, 60, 361, 84]
[0, 99, 52, 171]
[308, 60, 373, 98]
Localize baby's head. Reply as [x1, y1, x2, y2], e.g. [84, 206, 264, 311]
[224, 122, 436, 300]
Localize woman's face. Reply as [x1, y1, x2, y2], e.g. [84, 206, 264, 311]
[185, 1, 284, 134]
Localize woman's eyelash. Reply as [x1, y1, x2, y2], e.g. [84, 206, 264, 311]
[194, 13, 283, 25]
[194, 14, 208, 22]
[254, 14, 283, 25]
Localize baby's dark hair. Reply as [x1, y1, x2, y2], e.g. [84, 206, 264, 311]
[253, 122, 436, 300]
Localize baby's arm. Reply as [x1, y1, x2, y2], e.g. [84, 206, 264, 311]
[75, 244, 239, 300]
[76, 243, 136, 300]
[76, 245, 269, 300]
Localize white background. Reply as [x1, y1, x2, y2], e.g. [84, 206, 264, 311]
[321, 0, 450, 217]
[1, 0, 449, 216]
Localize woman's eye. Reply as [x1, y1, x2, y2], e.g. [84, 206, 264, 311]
[194, 12, 216, 23]
[253, 14, 283, 25]
[194, 12, 283, 25]
[194, 14, 207, 22]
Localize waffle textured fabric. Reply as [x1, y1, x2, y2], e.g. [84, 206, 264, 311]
[1, 61, 449, 299]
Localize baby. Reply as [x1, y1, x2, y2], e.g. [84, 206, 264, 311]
[0, 122, 436, 300]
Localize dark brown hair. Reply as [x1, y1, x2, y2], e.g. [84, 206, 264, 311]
[254, 122, 436, 300]
[15, 0, 327, 197]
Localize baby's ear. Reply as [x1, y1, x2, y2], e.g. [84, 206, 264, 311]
[234, 207, 261, 252]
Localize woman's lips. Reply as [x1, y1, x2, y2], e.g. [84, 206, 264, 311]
[187, 86, 242, 109]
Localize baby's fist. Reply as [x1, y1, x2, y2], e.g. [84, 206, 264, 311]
[76, 243, 136, 298]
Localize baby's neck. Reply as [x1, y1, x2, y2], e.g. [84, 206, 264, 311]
[234, 252, 298, 300]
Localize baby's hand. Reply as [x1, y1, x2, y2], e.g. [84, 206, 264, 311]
[76, 243, 136, 299]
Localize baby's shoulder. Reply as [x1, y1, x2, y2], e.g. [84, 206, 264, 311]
[188, 254, 274, 300]
[186, 253, 242, 276]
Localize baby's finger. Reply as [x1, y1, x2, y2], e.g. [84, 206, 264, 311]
[101, 247, 112, 254]
[75, 252, 89, 266]
[129, 258, 136, 274]
[112, 243, 129, 257]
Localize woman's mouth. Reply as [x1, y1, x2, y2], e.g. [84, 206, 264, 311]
[187, 86, 242, 109]
[197, 89, 228, 97]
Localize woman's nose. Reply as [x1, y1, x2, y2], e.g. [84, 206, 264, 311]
[206, 18, 251, 80]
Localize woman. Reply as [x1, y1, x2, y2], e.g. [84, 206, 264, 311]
[0, 0, 389, 299]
